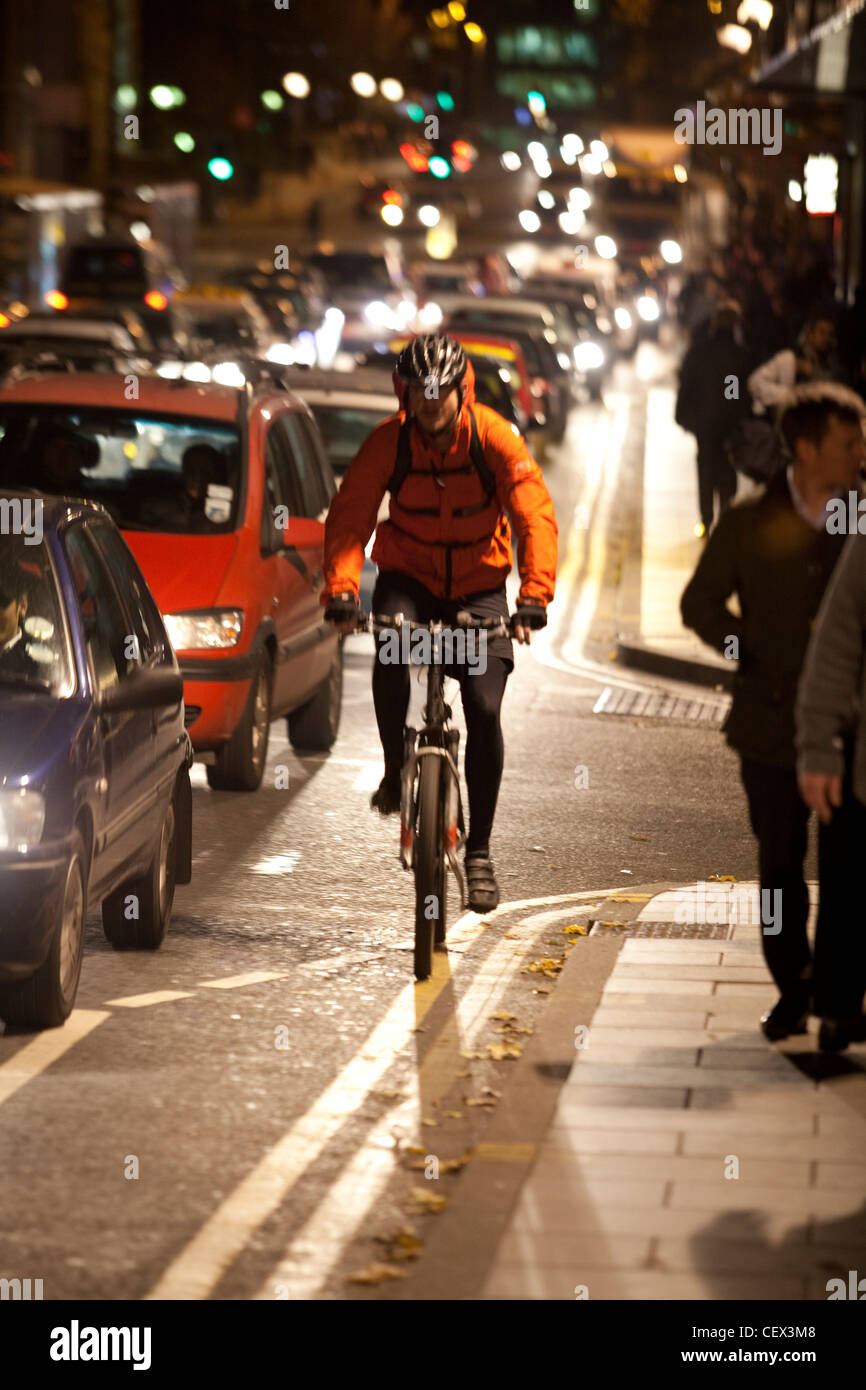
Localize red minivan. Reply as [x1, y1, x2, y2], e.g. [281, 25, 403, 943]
[0, 371, 343, 790]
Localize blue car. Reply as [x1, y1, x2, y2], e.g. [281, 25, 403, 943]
[0, 492, 193, 1030]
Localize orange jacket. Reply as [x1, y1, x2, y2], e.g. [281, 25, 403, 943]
[322, 360, 558, 604]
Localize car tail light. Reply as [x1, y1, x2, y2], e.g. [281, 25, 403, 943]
[144, 290, 168, 310]
[44, 290, 68, 310]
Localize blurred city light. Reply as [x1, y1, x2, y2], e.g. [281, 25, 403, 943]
[381, 188, 403, 205]
[580, 152, 603, 176]
[514, 107, 532, 126]
[716, 23, 752, 51]
[448, 1, 466, 17]
[406, 103, 426, 122]
[637, 295, 660, 322]
[149, 85, 176, 109]
[788, 179, 803, 202]
[144, 291, 168, 309]
[115, 84, 137, 111]
[429, 156, 451, 178]
[501, 151, 522, 171]
[562, 133, 584, 154]
[660, 239, 683, 264]
[615, 306, 633, 330]
[518, 209, 541, 233]
[379, 78, 404, 102]
[560, 144, 577, 165]
[44, 290, 68, 310]
[168, 86, 186, 106]
[595, 235, 618, 259]
[537, 190, 555, 209]
[737, 0, 773, 28]
[558, 211, 580, 234]
[674, 163, 688, 183]
[129, 221, 151, 242]
[804, 154, 838, 215]
[419, 301, 444, 327]
[569, 187, 591, 210]
[261, 90, 284, 111]
[436, 91, 455, 111]
[418, 204, 440, 226]
[590, 140, 608, 160]
[282, 72, 310, 98]
[602, 160, 617, 178]
[207, 156, 234, 180]
[527, 91, 547, 116]
[350, 72, 377, 97]
[464, 22, 485, 42]
[173, 132, 195, 152]
[429, 8, 450, 27]
[381, 204, 404, 226]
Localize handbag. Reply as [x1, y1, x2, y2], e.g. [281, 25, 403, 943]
[726, 412, 783, 483]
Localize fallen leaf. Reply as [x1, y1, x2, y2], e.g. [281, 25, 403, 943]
[346, 1262, 408, 1284]
[465, 1095, 497, 1107]
[482, 1086, 501, 1097]
[456, 1070, 471, 1078]
[371, 1089, 406, 1100]
[421, 1118, 438, 1127]
[631, 834, 651, 841]
[402, 1144, 427, 1155]
[491, 1010, 516, 1022]
[530, 846, 545, 852]
[563, 923, 589, 936]
[533, 987, 552, 994]
[708, 874, 737, 882]
[373, 1225, 424, 1260]
[523, 957, 564, 978]
[598, 920, 628, 927]
[407, 1149, 473, 1175]
[459, 1050, 486, 1060]
[550, 864, 559, 869]
[408, 1187, 448, 1213]
[487, 1042, 523, 1060]
[442, 1110, 463, 1119]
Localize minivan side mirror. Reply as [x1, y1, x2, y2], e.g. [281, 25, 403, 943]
[282, 517, 323, 548]
[100, 666, 184, 714]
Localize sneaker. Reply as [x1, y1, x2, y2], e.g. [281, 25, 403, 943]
[465, 851, 499, 913]
[760, 997, 809, 1042]
[370, 776, 401, 816]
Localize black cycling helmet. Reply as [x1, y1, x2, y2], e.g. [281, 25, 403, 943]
[394, 334, 467, 391]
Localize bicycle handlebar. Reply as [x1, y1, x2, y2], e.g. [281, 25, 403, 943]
[363, 610, 513, 637]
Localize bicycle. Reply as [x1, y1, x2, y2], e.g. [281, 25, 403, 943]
[361, 609, 512, 980]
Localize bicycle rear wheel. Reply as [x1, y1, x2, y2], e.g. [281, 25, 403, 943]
[414, 755, 446, 979]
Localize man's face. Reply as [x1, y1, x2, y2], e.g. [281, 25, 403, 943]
[807, 319, 834, 355]
[799, 414, 866, 491]
[407, 383, 461, 437]
[0, 593, 26, 646]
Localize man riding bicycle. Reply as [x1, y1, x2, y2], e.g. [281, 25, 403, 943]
[322, 334, 558, 912]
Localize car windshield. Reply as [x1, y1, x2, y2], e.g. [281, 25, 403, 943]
[188, 312, 250, 342]
[0, 523, 73, 694]
[0, 408, 242, 536]
[309, 254, 393, 292]
[309, 403, 389, 476]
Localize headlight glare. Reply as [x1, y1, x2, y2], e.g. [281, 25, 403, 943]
[0, 789, 46, 850]
[163, 610, 244, 651]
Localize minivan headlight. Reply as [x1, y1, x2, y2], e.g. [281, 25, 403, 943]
[163, 610, 244, 651]
[0, 789, 45, 850]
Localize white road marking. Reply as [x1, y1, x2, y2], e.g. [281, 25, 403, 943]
[199, 971, 291, 991]
[144, 888, 614, 1300]
[105, 990, 195, 1008]
[0, 1010, 110, 1106]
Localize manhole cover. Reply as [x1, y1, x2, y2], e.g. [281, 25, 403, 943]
[588, 919, 733, 940]
[593, 686, 727, 725]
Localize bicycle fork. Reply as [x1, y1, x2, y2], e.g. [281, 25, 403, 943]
[400, 725, 467, 907]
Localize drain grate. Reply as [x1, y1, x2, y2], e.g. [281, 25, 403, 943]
[593, 686, 727, 725]
[589, 919, 734, 940]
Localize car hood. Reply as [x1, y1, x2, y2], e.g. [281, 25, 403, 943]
[122, 531, 239, 613]
[0, 693, 87, 786]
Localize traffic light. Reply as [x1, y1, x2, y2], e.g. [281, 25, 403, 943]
[429, 155, 451, 178]
[208, 156, 234, 180]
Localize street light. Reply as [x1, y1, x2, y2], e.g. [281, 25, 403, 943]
[261, 90, 285, 111]
[379, 78, 404, 102]
[595, 235, 618, 259]
[518, 209, 541, 233]
[207, 156, 234, 180]
[350, 72, 377, 98]
[381, 204, 404, 226]
[149, 85, 176, 109]
[115, 84, 137, 111]
[282, 72, 310, 98]
[436, 91, 455, 111]
[464, 21, 485, 43]
[173, 131, 195, 152]
[429, 155, 451, 178]
[447, 1, 466, 17]
[418, 204, 440, 226]
[501, 151, 521, 171]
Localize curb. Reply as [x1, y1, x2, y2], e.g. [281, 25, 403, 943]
[616, 637, 734, 693]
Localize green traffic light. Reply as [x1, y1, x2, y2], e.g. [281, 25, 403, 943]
[407, 103, 425, 123]
[436, 91, 455, 111]
[429, 155, 451, 178]
[208, 157, 234, 180]
[174, 132, 195, 153]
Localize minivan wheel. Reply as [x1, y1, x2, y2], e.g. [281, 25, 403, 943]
[102, 794, 177, 950]
[288, 643, 343, 752]
[207, 652, 272, 792]
[0, 829, 87, 1030]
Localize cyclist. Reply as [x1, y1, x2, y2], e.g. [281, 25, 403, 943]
[322, 333, 558, 912]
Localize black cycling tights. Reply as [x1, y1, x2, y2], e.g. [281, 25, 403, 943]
[373, 654, 510, 855]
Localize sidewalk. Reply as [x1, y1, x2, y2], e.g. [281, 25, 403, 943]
[616, 385, 740, 690]
[480, 880, 866, 1300]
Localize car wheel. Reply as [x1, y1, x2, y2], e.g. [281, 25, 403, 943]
[288, 642, 343, 752]
[206, 652, 272, 792]
[102, 792, 178, 950]
[0, 829, 87, 1030]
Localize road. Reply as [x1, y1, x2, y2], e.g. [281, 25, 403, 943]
[0, 346, 783, 1300]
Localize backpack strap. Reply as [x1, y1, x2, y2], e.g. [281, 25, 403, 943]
[386, 408, 497, 505]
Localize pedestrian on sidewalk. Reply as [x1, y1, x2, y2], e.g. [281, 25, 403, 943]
[747, 308, 842, 415]
[796, 519, 866, 1051]
[680, 382, 866, 1042]
[675, 302, 751, 537]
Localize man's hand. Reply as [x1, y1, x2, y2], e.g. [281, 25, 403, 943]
[324, 592, 361, 635]
[798, 770, 843, 825]
[513, 603, 547, 646]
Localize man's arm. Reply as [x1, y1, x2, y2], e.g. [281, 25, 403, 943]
[479, 408, 558, 608]
[680, 508, 744, 653]
[795, 531, 866, 819]
[321, 418, 399, 603]
[747, 349, 795, 411]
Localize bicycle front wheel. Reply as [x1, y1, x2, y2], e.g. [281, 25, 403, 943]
[414, 754, 446, 980]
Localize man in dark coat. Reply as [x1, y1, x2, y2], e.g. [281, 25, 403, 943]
[675, 302, 752, 536]
[680, 382, 866, 1041]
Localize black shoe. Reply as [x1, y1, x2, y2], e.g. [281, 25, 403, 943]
[760, 998, 809, 1042]
[370, 776, 401, 816]
[465, 851, 499, 913]
[817, 1014, 866, 1053]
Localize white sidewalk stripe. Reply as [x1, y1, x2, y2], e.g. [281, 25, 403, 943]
[105, 990, 195, 1008]
[0, 1010, 110, 1106]
[199, 971, 291, 991]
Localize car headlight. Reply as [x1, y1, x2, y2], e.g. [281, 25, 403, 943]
[364, 300, 396, 328]
[211, 361, 246, 387]
[574, 341, 605, 371]
[266, 341, 295, 365]
[637, 295, 660, 323]
[418, 300, 443, 327]
[163, 610, 244, 651]
[0, 789, 45, 850]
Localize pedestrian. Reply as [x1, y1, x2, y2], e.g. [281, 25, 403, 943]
[747, 307, 841, 414]
[675, 301, 751, 536]
[681, 382, 866, 1042]
[796, 519, 866, 1051]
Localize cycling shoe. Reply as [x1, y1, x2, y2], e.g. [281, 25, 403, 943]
[371, 776, 401, 816]
[466, 851, 499, 912]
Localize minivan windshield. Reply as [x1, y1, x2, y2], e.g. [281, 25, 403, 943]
[308, 253, 393, 292]
[0, 408, 242, 536]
